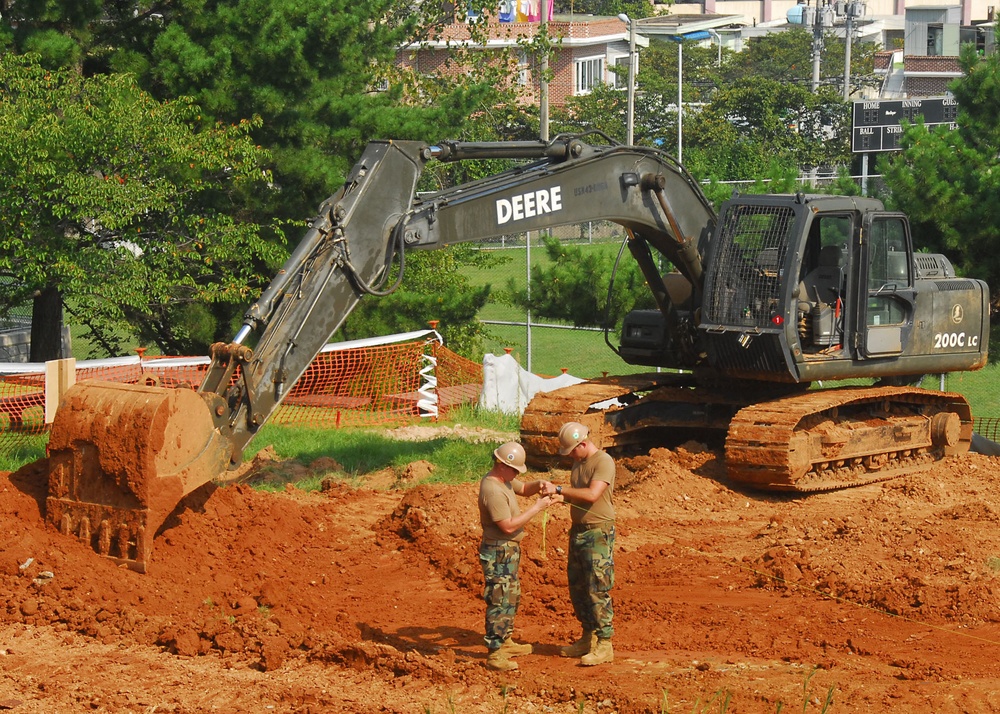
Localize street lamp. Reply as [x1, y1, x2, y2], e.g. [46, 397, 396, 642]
[617, 13, 637, 146]
[668, 31, 712, 164]
[707, 29, 722, 66]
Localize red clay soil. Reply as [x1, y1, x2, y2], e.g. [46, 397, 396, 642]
[3, 440, 1000, 713]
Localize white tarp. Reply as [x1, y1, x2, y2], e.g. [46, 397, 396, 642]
[479, 352, 585, 415]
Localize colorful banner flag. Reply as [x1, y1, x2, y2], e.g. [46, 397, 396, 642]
[508, 0, 550, 22]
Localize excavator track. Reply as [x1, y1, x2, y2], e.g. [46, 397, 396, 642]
[521, 372, 750, 470]
[522, 379, 972, 493]
[725, 386, 973, 492]
[521, 374, 669, 469]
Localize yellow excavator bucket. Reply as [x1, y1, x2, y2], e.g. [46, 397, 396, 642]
[45, 381, 231, 572]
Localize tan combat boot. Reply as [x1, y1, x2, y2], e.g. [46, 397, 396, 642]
[559, 630, 596, 658]
[486, 648, 519, 671]
[580, 638, 613, 666]
[497, 638, 533, 657]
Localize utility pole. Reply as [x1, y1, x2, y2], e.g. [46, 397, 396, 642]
[842, 2, 866, 100]
[843, 8, 853, 100]
[808, 0, 834, 93]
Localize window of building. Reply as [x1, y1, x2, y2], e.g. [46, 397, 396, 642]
[518, 51, 531, 87]
[613, 55, 630, 90]
[575, 56, 605, 95]
[927, 24, 944, 56]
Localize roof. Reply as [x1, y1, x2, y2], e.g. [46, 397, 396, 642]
[636, 13, 749, 37]
[406, 15, 650, 50]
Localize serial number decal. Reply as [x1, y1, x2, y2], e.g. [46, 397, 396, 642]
[496, 186, 563, 225]
[574, 181, 609, 197]
[933, 332, 978, 349]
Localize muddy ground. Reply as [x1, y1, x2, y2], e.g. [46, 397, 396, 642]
[2, 429, 1000, 713]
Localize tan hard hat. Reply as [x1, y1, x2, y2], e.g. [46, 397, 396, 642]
[557, 422, 589, 455]
[494, 442, 527, 474]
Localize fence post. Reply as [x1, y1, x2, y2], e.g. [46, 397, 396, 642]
[45, 357, 77, 424]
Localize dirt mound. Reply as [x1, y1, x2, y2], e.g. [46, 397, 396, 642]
[3, 448, 1000, 712]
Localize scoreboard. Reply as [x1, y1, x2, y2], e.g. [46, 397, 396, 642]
[851, 97, 959, 153]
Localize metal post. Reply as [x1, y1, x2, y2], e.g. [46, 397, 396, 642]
[843, 11, 853, 100]
[708, 28, 722, 65]
[627, 19, 636, 145]
[540, 0, 549, 140]
[618, 14, 636, 145]
[809, 0, 835, 93]
[677, 41, 683, 163]
[812, 3, 822, 93]
[526, 231, 532, 372]
[861, 152, 869, 196]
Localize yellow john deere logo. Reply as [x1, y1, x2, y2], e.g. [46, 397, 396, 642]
[951, 304, 964, 324]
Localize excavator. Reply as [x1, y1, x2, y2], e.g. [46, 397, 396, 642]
[44, 134, 989, 571]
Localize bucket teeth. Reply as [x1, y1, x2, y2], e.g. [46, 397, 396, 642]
[46, 498, 151, 572]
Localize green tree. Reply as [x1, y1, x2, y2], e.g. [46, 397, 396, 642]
[721, 26, 879, 96]
[0, 54, 283, 358]
[135, 0, 490, 221]
[555, 82, 631, 143]
[338, 245, 498, 359]
[9, 1, 513, 357]
[10, 0, 491, 220]
[880, 41, 1000, 304]
[504, 236, 654, 328]
[684, 78, 850, 178]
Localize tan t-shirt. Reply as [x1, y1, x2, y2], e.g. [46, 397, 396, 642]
[479, 475, 526, 542]
[570, 450, 615, 526]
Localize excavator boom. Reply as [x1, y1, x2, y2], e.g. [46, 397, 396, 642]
[46, 140, 433, 571]
[45, 136, 717, 571]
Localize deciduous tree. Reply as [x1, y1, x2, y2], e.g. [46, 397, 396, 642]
[0, 55, 283, 358]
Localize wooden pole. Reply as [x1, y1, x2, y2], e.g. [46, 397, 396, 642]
[45, 357, 76, 424]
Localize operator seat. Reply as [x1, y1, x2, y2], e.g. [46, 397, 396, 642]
[801, 245, 844, 305]
[798, 244, 845, 347]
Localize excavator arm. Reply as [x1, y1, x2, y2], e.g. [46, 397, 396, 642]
[44, 135, 717, 571]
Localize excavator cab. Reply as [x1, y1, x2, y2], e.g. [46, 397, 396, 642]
[695, 193, 988, 385]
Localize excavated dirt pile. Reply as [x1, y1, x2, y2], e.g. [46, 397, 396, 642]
[3, 436, 1000, 713]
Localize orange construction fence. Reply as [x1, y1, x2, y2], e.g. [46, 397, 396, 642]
[0, 329, 482, 466]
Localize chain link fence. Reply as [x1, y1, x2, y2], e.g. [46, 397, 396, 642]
[0, 300, 33, 363]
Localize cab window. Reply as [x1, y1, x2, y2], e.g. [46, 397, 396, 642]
[867, 218, 909, 326]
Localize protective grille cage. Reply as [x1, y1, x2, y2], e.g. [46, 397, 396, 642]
[705, 205, 795, 329]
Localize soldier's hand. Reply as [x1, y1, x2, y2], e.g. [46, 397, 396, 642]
[537, 494, 560, 509]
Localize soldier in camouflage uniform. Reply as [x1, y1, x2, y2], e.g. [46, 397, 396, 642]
[543, 422, 617, 666]
[478, 442, 561, 671]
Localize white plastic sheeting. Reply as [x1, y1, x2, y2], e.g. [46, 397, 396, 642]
[479, 352, 585, 415]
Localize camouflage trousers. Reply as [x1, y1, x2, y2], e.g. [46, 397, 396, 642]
[567, 523, 615, 641]
[479, 539, 522, 651]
